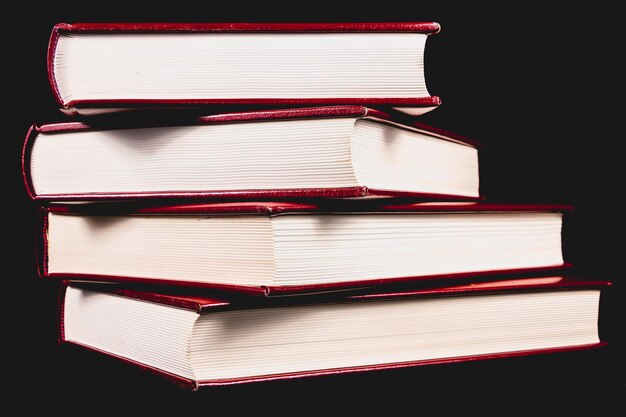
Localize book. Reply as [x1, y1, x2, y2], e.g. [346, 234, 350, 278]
[41, 201, 570, 296]
[59, 276, 609, 390]
[48, 22, 441, 116]
[23, 106, 480, 201]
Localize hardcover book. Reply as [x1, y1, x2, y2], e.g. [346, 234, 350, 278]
[59, 276, 609, 390]
[41, 201, 570, 295]
[23, 106, 480, 201]
[48, 22, 441, 116]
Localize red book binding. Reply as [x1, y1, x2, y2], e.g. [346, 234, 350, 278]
[41, 201, 573, 296]
[47, 22, 442, 115]
[23, 106, 481, 201]
[58, 276, 610, 390]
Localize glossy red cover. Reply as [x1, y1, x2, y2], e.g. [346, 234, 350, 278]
[47, 22, 441, 111]
[22, 106, 480, 201]
[44, 200, 574, 215]
[65, 275, 610, 311]
[42, 202, 572, 296]
[58, 276, 610, 390]
[52, 22, 442, 33]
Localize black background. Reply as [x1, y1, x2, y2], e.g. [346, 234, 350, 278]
[6, 3, 625, 411]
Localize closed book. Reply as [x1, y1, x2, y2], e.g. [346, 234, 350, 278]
[23, 106, 480, 201]
[59, 276, 610, 390]
[41, 201, 571, 296]
[48, 22, 441, 116]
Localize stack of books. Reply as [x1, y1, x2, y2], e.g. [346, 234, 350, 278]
[22, 22, 609, 390]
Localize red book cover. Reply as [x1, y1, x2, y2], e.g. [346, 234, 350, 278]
[47, 22, 442, 115]
[41, 201, 573, 296]
[58, 276, 610, 390]
[23, 106, 481, 201]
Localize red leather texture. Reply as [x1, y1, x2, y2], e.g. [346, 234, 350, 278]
[42, 202, 572, 295]
[29, 190, 482, 202]
[43, 265, 573, 297]
[21, 124, 37, 200]
[57, 282, 68, 345]
[50, 274, 269, 296]
[45, 201, 574, 216]
[64, 275, 611, 311]
[47, 23, 441, 109]
[36, 206, 49, 278]
[58, 275, 609, 389]
[261, 265, 574, 296]
[29, 188, 374, 202]
[23, 106, 479, 201]
[59, 97, 443, 110]
[53, 22, 442, 33]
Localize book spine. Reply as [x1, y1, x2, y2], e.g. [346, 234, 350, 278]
[57, 282, 68, 345]
[60, 97, 442, 111]
[365, 189, 482, 201]
[38, 207, 49, 278]
[47, 26, 64, 106]
[21, 125, 37, 200]
[31, 186, 371, 202]
[55, 22, 442, 34]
